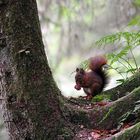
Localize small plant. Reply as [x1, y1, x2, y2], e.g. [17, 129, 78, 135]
[78, 59, 90, 70]
[95, 31, 140, 84]
[78, 15, 140, 84]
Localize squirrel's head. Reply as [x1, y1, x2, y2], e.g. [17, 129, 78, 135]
[74, 68, 85, 90]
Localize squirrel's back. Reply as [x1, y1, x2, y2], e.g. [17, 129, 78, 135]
[89, 55, 108, 92]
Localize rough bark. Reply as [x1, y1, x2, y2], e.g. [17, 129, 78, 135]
[103, 72, 140, 100]
[0, 0, 73, 139]
[105, 122, 140, 140]
[62, 85, 140, 129]
[62, 72, 140, 139]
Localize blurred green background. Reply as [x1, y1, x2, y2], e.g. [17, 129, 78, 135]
[37, 0, 140, 97]
[1, 0, 140, 139]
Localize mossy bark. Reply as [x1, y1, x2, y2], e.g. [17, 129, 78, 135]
[103, 72, 140, 100]
[0, 0, 74, 139]
[63, 87, 140, 129]
[106, 122, 140, 140]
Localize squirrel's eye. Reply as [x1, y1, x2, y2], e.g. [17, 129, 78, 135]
[77, 76, 82, 82]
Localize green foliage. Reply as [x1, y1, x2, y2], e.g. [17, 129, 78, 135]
[92, 94, 111, 102]
[128, 16, 140, 26]
[92, 95, 104, 102]
[96, 32, 140, 47]
[78, 59, 90, 70]
[96, 31, 140, 84]
[59, 5, 75, 20]
[78, 30, 140, 84]
[133, 0, 140, 6]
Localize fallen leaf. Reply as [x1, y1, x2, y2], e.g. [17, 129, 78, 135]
[91, 132, 100, 139]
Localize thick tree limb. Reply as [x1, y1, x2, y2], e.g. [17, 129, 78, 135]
[105, 122, 140, 140]
[62, 84, 140, 130]
[103, 72, 140, 100]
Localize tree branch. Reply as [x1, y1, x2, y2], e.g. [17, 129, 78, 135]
[103, 72, 140, 100]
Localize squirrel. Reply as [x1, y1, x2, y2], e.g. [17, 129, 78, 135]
[74, 55, 109, 99]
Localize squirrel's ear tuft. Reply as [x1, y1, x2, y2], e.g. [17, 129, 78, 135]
[76, 68, 79, 72]
[80, 68, 85, 74]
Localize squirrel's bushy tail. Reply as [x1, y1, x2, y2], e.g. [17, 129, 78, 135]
[89, 55, 109, 91]
[96, 68, 108, 91]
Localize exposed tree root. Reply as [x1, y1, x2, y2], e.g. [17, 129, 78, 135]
[105, 122, 140, 140]
[103, 72, 140, 100]
[60, 72, 140, 139]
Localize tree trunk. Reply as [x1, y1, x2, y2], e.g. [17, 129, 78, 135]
[0, 0, 72, 139]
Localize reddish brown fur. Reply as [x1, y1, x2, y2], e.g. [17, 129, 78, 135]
[74, 56, 108, 99]
[89, 56, 107, 71]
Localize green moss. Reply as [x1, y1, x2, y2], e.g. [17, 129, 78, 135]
[99, 106, 114, 124]
[59, 127, 74, 140]
[92, 94, 111, 102]
[102, 72, 140, 101]
[70, 110, 90, 126]
[59, 96, 66, 108]
[111, 122, 140, 140]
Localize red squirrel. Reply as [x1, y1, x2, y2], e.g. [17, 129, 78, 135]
[74, 55, 109, 99]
